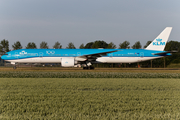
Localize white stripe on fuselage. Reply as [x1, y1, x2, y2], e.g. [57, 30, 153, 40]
[6, 57, 62, 63]
[96, 56, 163, 63]
[6, 56, 162, 64]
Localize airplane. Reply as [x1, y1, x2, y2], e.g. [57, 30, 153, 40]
[1, 27, 173, 69]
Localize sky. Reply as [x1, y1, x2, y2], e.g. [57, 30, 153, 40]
[0, 0, 180, 49]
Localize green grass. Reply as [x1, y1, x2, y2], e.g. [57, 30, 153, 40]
[1, 71, 180, 78]
[167, 63, 180, 68]
[1, 67, 180, 73]
[1, 78, 180, 119]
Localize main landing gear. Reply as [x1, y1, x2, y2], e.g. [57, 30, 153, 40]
[83, 66, 94, 70]
[83, 61, 94, 70]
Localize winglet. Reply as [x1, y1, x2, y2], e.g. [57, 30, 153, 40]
[146, 27, 172, 51]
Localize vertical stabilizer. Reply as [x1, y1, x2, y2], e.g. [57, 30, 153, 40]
[146, 27, 172, 51]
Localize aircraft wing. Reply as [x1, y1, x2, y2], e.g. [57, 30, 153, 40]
[153, 51, 177, 55]
[83, 50, 118, 57]
[75, 50, 119, 61]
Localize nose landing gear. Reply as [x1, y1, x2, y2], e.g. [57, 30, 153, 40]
[13, 66, 17, 70]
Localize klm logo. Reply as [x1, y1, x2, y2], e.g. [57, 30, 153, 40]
[153, 38, 165, 46]
[20, 51, 27, 55]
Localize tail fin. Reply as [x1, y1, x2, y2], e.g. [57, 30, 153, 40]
[146, 27, 172, 51]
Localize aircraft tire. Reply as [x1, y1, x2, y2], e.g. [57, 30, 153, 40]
[83, 67, 88, 70]
[83, 66, 94, 70]
[13, 66, 17, 70]
[90, 66, 94, 70]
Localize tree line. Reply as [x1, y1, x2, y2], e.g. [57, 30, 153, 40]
[0, 39, 180, 67]
[0, 39, 145, 51]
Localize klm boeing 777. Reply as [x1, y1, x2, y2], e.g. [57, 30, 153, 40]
[1, 27, 173, 69]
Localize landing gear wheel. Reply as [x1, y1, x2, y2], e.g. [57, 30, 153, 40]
[13, 66, 17, 70]
[83, 66, 94, 70]
[83, 67, 88, 70]
[89, 66, 94, 70]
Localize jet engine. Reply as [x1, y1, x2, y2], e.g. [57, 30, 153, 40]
[61, 57, 77, 67]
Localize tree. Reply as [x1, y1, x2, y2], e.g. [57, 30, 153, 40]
[164, 40, 180, 52]
[84, 41, 116, 49]
[0, 39, 9, 53]
[91, 40, 108, 48]
[26, 42, 37, 49]
[164, 41, 180, 65]
[53, 42, 62, 49]
[40, 41, 48, 49]
[84, 42, 94, 48]
[144, 41, 152, 48]
[132, 41, 142, 49]
[79, 43, 85, 49]
[66, 42, 76, 49]
[12, 41, 22, 50]
[119, 41, 130, 49]
[107, 42, 116, 49]
[0, 45, 2, 53]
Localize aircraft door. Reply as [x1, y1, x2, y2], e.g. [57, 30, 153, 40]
[37, 52, 43, 62]
[77, 52, 81, 56]
[140, 52, 144, 58]
[109, 53, 113, 57]
[15, 52, 18, 58]
[138, 52, 144, 62]
[39, 52, 43, 57]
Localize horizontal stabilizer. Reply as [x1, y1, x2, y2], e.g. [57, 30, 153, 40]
[153, 51, 177, 55]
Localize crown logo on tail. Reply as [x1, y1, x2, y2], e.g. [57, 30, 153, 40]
[156, 38, 162, 42]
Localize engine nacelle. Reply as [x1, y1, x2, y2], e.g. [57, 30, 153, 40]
[61, 57, 76, 67]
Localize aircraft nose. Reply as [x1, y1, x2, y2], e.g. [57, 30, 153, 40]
[1, 54, 7, 60]
[1, 55, 4, 59]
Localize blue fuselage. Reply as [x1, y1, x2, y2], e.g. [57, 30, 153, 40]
[1, 49, 170, 60]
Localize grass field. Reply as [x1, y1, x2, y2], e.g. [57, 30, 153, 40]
[1, 78, 180, 119]
[1, 67, 180, 73]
